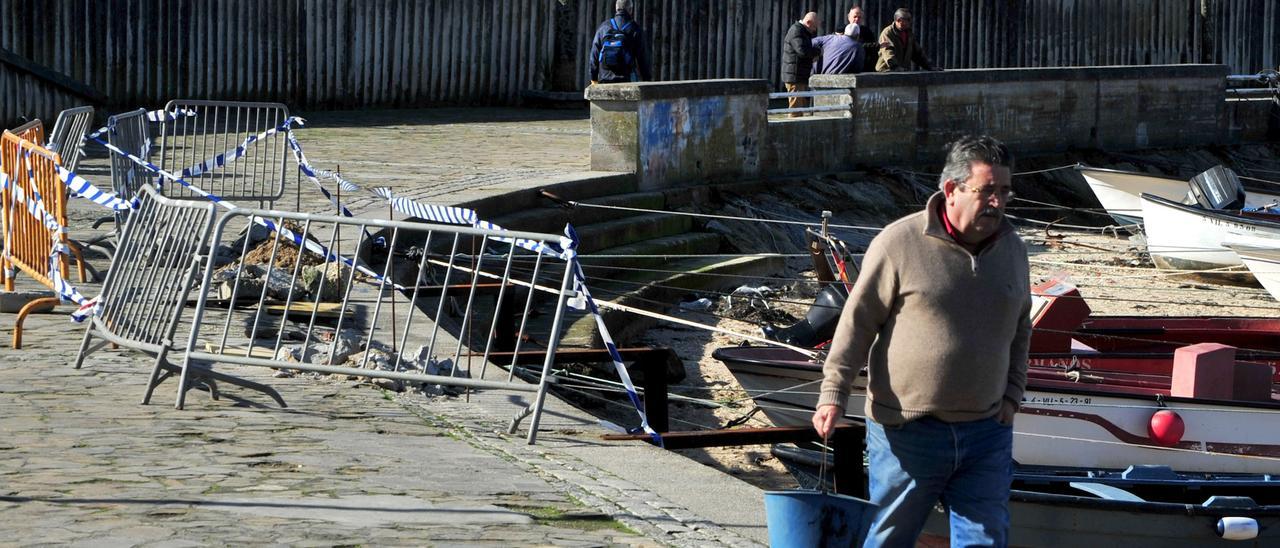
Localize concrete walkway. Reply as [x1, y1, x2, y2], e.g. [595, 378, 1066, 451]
[2, 108, 770, 546]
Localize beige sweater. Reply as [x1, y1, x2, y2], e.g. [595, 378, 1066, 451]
[817, 193, 1031, 425]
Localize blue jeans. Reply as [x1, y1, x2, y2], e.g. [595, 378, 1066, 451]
[863, 416, 1013, 548]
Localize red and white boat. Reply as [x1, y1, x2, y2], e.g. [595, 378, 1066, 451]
[720, 281, 1280, 475]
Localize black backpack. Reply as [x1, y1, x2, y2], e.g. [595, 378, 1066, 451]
[598, 18, 634, 73]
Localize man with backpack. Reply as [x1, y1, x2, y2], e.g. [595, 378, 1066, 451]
[589, 0, 652, 85]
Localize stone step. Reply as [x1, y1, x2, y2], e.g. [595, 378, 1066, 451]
[574, 213, 693, 254]
[557, 254, 786, 347]
[490, 191, 670, 234]
[576, 232, 723, 274]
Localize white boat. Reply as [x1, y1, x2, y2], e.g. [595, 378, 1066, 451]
[1077, 166, 1189, 225]
[715, 345, 1280, 475]
[1140, 193, 1280, 285]
[1076, 165, 1280, 225]
[1224, 231, 1280, 302]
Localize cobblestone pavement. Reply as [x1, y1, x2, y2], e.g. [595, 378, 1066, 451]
[2, 108, 768, 546]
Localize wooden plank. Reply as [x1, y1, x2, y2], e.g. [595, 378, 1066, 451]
[203, 340, 277, 359]
[264, 301, 352, 318]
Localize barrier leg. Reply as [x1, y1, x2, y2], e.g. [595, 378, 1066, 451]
[142, 350, 171, 405]
[66, 241, 88, 283]
[73, 326, 94, 369]
[12, 297, 59, 349]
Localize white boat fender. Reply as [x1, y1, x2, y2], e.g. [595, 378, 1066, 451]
[1216, 517, 1259, 540]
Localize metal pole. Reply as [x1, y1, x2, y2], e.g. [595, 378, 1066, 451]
[524, 257, 579, 444]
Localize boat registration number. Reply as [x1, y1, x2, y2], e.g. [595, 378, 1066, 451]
[1023, 396, 1092, 405]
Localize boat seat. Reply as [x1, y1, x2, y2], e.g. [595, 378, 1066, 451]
[1067, 481, 1145, 502]
[1188, 165, 1246, 210]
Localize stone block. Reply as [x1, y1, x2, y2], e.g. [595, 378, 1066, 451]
[0, 290, 57, 313]
[1171, 343, 1236, 400]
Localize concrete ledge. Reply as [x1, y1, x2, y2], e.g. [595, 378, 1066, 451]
[585, 79, 770, 101]
[811, 64, 1230, 89]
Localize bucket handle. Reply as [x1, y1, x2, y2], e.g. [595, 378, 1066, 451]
[819, 433, 837, 494]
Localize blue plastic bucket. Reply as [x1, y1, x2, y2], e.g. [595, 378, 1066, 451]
[763, 489, 877, 547]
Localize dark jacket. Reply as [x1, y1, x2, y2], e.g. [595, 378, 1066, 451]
[781, 21, 818, 84]
[589, 10, 652, 84]
[848, 23, 880, 72]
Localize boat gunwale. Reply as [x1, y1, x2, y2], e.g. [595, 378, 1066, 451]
[714, 346, 1280, 410]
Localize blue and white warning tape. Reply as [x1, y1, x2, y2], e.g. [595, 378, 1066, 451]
[88, 133, 403, 291]
[0, 150, 96, 320]
[86, 107, 197, 141]
[560, 224, 662, 445]
[179, 116, 301, 179]
[284, 124, 360, 219]
[54, 166, 138, 211]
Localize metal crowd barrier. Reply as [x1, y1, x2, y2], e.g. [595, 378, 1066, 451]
[47, 106, 95, 172]
[105, 108, 152, 211]
[155, 100, 291, 207]
[76, 185, 577, 443]
[1, 130, 87, 348]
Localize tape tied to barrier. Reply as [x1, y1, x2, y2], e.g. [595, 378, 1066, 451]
[0, 151, 98, 320]
[280, 137, 658, 440]
[86, 107, 198, 141]
[560, 224, 662, 445]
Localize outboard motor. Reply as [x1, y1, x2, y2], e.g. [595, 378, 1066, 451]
[1187, 165, 1246, 210]
[761, 284, 847, 347]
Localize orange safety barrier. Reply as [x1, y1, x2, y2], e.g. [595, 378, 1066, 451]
[0, 120, 42, 290]
[11, 119, 44, 144]
[1, 129, 87, 348]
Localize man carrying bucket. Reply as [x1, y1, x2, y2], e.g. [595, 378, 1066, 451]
[812, 135, 1029, 547]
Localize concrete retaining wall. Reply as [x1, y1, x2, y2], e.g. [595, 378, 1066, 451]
[589, 65, 1271, 186]
[586, 80, 767, 191]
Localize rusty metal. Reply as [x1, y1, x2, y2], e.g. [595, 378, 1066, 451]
[0, 129, 86, 348]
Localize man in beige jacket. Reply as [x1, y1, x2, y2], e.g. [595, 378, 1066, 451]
[876, 7, 935, 72]
[812, 135, 1028, 547]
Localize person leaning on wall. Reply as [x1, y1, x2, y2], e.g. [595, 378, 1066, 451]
[876, 7, 939, 72]
[781, 11, 821, 117]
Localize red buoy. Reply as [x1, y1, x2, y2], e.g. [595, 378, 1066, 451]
[1148, 409, 1185, 447]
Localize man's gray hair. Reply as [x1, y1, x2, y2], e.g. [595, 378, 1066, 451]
[616, 0, 633, 12]
[938, 135, 1014, 190]
[894, 8, 911, 20]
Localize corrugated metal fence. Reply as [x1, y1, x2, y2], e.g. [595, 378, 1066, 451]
[2, 0, 1278, 125]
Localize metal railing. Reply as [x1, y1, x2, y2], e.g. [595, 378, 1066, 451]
[155, 100, 291, 207]
[46, 106, 94, 172]
[768, 89, 853, 116]
[75, 185, 579, 443]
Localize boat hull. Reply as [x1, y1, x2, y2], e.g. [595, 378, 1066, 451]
[1078, 166, 1280, 227]
[715, 346, 1280, 475]
[1078, 167, 1188, 225]
[1225, 234, 1280, 303]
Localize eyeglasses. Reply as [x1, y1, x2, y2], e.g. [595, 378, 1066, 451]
[957, 181, 1015, 201]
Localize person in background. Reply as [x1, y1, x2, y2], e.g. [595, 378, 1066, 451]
[781, 12, 821, 117]
[846, 5, 879, 72]
[589, 0, 652, 85]
[813, 135, 1027, 547]
[812, 24, 865, 75]
[876, 7, 936, 72]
